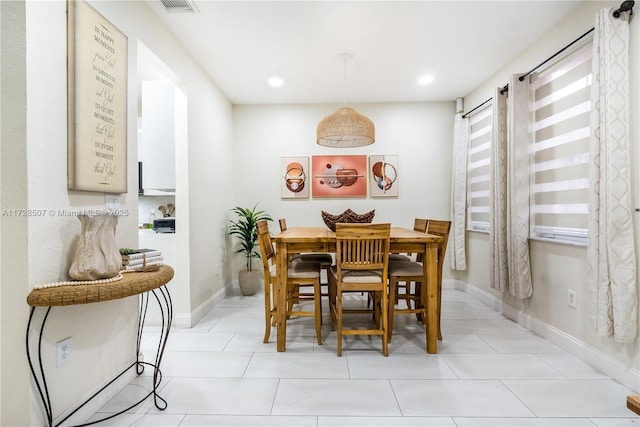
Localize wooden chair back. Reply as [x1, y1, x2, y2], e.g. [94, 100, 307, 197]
[256, 220, 275, 271]
[414, 218, 428, 233]
[410, 218, 428, 262]
[335, 223, 391, 276]
[426, 219, 451, 263]
[278, 218, 287, 232]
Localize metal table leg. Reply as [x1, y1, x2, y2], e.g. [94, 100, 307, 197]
[25, 285, 173, 427]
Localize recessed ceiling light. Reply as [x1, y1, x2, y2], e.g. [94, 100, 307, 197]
[418, 75, 434, 85]
[268, 76, 283, 87]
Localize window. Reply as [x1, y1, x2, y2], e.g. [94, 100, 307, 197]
[466, 102, 492, 232]
[529, 41, 592, 244]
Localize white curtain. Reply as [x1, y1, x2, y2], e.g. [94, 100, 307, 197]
[489, 87, 508, 292]
[450, 113, 468, 271]
[588, 7, 637, 342]
[506, 74, 533, 300]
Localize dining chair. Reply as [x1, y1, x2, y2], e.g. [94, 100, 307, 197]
[388, 218, 428, 263]
[278, 218, 333, 309]
[278, 218, 333, 267]
[256, 220, 323, 345]
[387, 219, 451, 342]
[328, 223, 391, 356]
[387, 218, 428, 310]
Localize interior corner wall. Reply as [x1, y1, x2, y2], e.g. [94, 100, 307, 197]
[230, 101, 456, 278]
[1, 2, 30, 425]
[462, 0, 639, 389]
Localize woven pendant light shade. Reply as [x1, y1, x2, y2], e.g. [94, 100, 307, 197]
[316, 107, 375, 147]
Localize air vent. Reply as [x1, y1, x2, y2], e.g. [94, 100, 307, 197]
[160, 0, 198, 13]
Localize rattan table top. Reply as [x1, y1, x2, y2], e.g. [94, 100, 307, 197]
[27, 265, 174, 307]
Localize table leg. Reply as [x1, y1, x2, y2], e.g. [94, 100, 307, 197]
[26, 307, 54, 427]
[147, 286, 172, 409]
[424, 243, 438, 353]
[276, 241, 288, 352]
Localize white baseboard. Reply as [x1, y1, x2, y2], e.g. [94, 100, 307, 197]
[152, 286, 228, 329]
[186, 286, 227, 327]
[460, 281, 640, 392]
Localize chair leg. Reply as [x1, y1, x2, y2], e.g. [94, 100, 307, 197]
[336, 289, 343, 356]
[402, 283, 412, 309]
[328, 273, 337, 331]
[288, 283, 301, 319]
[437, 278, 443, 340]
[414, 282, 424, 323]
[319, 266, 330, 324]
[263, 280, 272, 343]
[381, 286, 389, 357]
[388, 277, 397, 343]
[314, 279, 323, 345]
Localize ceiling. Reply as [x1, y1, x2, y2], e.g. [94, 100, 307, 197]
[143, 1, 585, 105]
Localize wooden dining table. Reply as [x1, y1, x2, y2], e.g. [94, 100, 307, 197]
[272, 226, 443, 353]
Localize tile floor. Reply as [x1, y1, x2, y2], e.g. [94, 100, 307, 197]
[87, 289, 640, 426]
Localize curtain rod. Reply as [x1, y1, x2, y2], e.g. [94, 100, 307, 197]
[461, 97, 491, 119]
[517, 27, 594, 82]
[462, 84, 508, 119]
[462, 0, 634, 119]
[518, 0, 633, 81]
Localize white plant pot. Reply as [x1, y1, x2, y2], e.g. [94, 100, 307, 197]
[238, 270, 261, 296]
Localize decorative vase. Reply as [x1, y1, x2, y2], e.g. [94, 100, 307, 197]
[238, 270, 261, 296]
[69, 214, 121, 281]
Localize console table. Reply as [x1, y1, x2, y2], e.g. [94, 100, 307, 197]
[26, 265, 174, 427]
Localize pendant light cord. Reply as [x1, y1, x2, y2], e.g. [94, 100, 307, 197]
[341, 52, 353, 107]
[342, 53, 348, 107]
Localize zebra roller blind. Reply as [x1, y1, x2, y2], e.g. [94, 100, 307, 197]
[530, 41, 592, 244]
[467, 103, 492, 232]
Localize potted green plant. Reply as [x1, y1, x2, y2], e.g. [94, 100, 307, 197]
[228, 203, 272, 295]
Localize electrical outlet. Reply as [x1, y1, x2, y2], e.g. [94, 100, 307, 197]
[56, 337, 72, 367]
[567, 289, 577, 309]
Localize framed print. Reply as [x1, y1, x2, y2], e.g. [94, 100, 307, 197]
[67, 0, 128, 193]
[281, 156, 309, 198]
[369, 155, 398, 197]
[311, 155, 367, 198]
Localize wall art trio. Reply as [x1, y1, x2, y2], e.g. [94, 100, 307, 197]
[281, 155, 398, 199]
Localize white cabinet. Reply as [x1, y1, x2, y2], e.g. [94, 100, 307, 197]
[139, 80, 176, 191]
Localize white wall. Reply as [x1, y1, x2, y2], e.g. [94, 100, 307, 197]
[0, 1, 234, 424]
[1, 2, 29, 426]
[462, 0, 639, 390]
[19, 1, 140, 424]
[231, 102, 456, 278]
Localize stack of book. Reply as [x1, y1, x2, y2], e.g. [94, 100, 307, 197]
[121, 248, 163, 271]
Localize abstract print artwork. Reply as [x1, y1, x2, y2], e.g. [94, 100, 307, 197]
[311, 155, 367, 198]
[281, 156, 309, 198]
[369, 155, 398, 197]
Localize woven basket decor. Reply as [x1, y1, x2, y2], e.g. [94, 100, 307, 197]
[321, 209, 375, 231]
[343, 208, 376, 223]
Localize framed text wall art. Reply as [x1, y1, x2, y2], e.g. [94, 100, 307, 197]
[67, 0, 128, 193]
